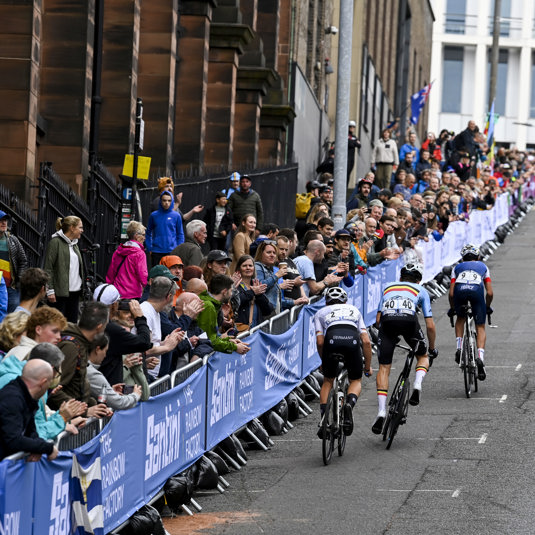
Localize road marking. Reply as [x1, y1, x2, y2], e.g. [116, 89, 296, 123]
[516, 364, 522, 371]
[485, 365, 520, 369]
[478, 433, 488, 444]
[447, 397, 506, 401]
[452, 488, 461, 498]
[499, 395, 507, 403]
[378, 489, 459, 497]
[414, 437, 486, 441]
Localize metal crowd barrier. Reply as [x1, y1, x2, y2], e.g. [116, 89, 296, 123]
[55, 417, 101, 451]
[269, 309, 290, 334]
[148, 375, 172, 397]
[171, 359, 204, 387]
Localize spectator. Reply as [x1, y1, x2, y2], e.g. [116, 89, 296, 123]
[276, 235, 307, 304]
[146, 191, 185, 267]
[0, 311, 28, 358]
[371, 129, 399, 189]
[350, 220, 371, 267]
[393, 172, 413, 201]
[0, 343, 86, 440]
[14, 268, 49, 316]
[368, 199, 384, 221]
[233, 255, 273, 330]
[347, 120, 362, 183]
[86, 333, 142, 411]
[278, 228, 299, 259]
[196, 274, 250, 354]
[397, 151, 416, 176]
[186, 278, 208, 296]
[399, 131, 420, 163]
[452, 152, 472, 182]
[293, 240, 341, 297]
[4, 306, 66, 361]
[133, 277, 184, 381]
[183, 265, 204, 286]
[221, 172, 241, 199]
[230, 214, 256, 272]
[0, 210, 28, 312]
[254, 241, 294, 314]
[421, 132, 442, 161]
[327, 229, 360, 281]
[249, 223, 279, 257]
[44, 216, 84, 323]
[150, 177, 203, 222]
[106, 220, 148, 299]
[415, 149, 432, 177]
[47, 301, 111, 418]
[362, 217, 398, 267]
[316, 147, 335, 175]
[205, 191, 234, 251]
[317, 217, 334, 240]
[452, 120, 478, 160]
[0, 359, 59, 461]
[158, 255, 185, 305]
[228, 174, 264, 231]
[203, 250, 231, 288]
[413, 169, 431, 194]
[318, 185, 333, 212]
[374, 215, 401, 254]
[171, 220, 207, 268]
[347, 178, 373, 211]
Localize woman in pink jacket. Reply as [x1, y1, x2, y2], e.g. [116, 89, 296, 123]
[106, 221, 148, 299]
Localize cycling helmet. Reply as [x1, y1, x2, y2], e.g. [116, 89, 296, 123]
[400, 261, 424, 280]
[460, 243, 480, 259]
[324, 286, 348, 305]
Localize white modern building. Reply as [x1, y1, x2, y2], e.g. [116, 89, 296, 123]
[428, 0, 535, 149]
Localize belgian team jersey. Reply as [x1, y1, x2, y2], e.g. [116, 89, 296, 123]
[451, 261, 490, 290]
[314, 304, 367, 336]
[378, 281, 433, 318]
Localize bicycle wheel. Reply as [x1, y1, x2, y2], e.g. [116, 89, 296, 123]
[322, 389, 335, 465]
[462, 334, 472, 398]
[386, 383, 408, 450]
[382, 372, 403, 442]
[337, 375, 349, 457]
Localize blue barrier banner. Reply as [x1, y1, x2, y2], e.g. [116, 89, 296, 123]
[100, 408, 144, 532]
[301, 299, 324, 378]
[256, 315, 303, 404]
[205, 346, 256, 450]
[363, 266, 383, 325]
[344, 274, 364, 311]
[142, 366, 207, 500]
[0, 458, 36, 535]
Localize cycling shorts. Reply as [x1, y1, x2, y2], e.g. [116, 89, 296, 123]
[453, 286, 486, 325]
[377, 316, 427, 365]
[322, 325, 363, 381]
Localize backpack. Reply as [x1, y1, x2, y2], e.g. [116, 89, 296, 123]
[295, 192, 314, 219]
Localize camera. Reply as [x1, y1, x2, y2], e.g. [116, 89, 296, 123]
[118, 299, 132, 311]
[123, 384, 135, 394]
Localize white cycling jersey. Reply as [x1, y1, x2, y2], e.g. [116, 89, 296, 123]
[314, 303, 366, 336]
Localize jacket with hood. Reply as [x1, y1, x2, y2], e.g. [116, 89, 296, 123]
[227, 189, 264, 229]
[106, 239, 148, 298]
[0, 230, 28, 288]
[3, 335, 37, 361]
[0, 356, 66, 440]
[44, 230, 84, 298]
[47, 323, 96, 411]
[146, 192, 185, 253]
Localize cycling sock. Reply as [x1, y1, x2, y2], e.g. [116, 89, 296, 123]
[320, 403, 326, 416]
[478, 348, 485, 362]
[347, 393, 358, 408]
[413, 365, 428, 390]
[456, 337, 462, 350]
[377, 390, 387, 413]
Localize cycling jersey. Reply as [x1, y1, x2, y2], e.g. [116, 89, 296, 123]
[377, 281, 433, 319]
[452, 261, 490, 325]
[314, 304, 367, 336]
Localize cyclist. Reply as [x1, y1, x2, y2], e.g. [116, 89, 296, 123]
[372, 262, 437, 434]
[448, 244, 493, 381]
[314, 287, 373, 437]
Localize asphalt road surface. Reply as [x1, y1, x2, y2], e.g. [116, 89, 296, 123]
[165, 209, 535, 535]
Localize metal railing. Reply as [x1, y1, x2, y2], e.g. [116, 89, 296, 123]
[55, 418, 101, 451]
[269, 309, 291, 334]
[171, 359, 204, 387]
[148, 376, 172, 397]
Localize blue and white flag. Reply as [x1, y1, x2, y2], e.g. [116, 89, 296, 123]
[71, 440, 104, 535]
[410, 83, 433, 125]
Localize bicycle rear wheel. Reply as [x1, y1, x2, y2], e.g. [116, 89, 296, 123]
[462, 335, 473, 398]
[382, 371, 403, 442]
[386, 384, 408, 450]
[471, 332, 479, 393]
[322, 389, 335, 465]
[337, 375, 349, 457]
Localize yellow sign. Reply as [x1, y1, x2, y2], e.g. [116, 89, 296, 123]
[122, 154, 151, 180]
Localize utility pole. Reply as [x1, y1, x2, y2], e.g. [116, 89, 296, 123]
[331, 0, 354, 231]
[488, 0, 501, 110]
[131, 98, 143, 221]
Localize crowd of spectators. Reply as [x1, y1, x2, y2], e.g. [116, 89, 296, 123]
[0, 118, 531, 460]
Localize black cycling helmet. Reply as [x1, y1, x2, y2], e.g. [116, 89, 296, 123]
[324, 286, 348, 305]
[460, 243, 480, 260]
[400, 261, 424, 282]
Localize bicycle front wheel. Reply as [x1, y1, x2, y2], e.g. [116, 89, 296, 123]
[322, 389, 335, 465]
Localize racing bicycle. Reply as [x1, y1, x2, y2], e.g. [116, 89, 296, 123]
[382, 344, 415, 450]
[320, 356, 349, 465]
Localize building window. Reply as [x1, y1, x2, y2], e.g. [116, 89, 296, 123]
[442, 46, 463, 113]
[445, 0, 466, 34]
[487, 49, 508, 116]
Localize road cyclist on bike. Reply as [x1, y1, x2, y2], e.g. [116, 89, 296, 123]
[448, 244, 493, 381]
[371, 262, 437, 434]
[314, 287, 373, 438]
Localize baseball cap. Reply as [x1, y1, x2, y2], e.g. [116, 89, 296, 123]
[229, 171, 241, 181]
[349, 120, 356, 127]
[207, 250, 231, 263]
[149, 264, 179, 281]
[159, 255, 184, 269]
[240, 174, 252, 181]
[358, 178, 373, 189]
[320, 185, 332, 193]
[334, 229, 352, 239]
[93, 283, 121, 305]
[0, 210, 10, 220]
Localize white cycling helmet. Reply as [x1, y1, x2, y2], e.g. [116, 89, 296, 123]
[460, 243, 480, 259]
[400, 261, 424, 280]
[324, 286, 348, 304]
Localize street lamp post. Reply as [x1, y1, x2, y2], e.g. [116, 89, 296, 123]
[131, 98, 144, 221]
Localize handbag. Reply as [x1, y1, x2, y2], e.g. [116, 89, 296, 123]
[235, 297, 255, 332]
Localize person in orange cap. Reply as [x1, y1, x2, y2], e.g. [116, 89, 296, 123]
[159, 255, 184, 305]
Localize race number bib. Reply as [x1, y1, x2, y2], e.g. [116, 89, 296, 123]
[382, 297, 415, 315]
[455, 270, 482, 285]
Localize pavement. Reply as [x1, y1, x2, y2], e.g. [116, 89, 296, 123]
[164, 208, 535, 535]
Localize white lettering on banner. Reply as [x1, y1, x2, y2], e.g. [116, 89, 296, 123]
[185, 404, 202, 433]
[209, 363, 236, 425]
[307, 316, 317, 359]
[239, 367, 254, 389]
[102, 485, 124, 519]
[185, 433, 201, 460]
[101, 429, 112, 456]
[101, 452, 126, 489]
[144, 405, 181, 480]
[183, 384, 193, 405]
[366, 277, 382, 315]
[0, 512, 20, 535]
[239, 390, 254, 413]
[49, 472, 69, 535]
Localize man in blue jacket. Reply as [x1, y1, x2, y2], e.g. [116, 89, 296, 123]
[146, 191, 185, 267]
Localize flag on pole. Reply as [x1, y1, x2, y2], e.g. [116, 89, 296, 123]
[410, 83, 433, 125]
[485, 100, 498, 173]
